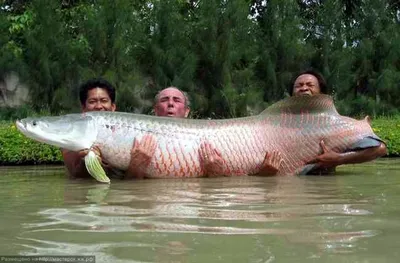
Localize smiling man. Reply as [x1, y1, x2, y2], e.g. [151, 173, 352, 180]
[62, 78, 116, 178]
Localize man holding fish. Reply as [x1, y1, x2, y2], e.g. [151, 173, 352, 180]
[16, 73, 385, 182]
[128, 70, 387, 177]
[126, 86, 283, 178]
[61, 78, 117, 178]
[289, 70, 387, 175]
[62, 79, 281, 179]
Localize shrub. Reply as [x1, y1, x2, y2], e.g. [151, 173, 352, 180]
[0, 121, 62, 165]
[371, 117, 400, 156]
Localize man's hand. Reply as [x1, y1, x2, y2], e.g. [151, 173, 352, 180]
[77, 149, 90, 158]
[126, 134, 157, 178]
[199, 141, 228, 177]
[62, 144, 109, 178]
[307, 140, 342, 168]
[78, 145, 111, 168]
[258, 150, 283, 176]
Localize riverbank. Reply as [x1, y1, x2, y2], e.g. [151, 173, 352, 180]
[0, 117, 399, 165]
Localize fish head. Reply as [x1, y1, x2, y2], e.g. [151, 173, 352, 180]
[16, 113, 98, 152]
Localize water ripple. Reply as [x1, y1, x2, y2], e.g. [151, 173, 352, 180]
[14, 175, 386, 262]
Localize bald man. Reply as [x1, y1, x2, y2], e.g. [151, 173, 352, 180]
[154, 87, 190, 118]
[125, 87, 282, 178]
[125, 87, 190, 178]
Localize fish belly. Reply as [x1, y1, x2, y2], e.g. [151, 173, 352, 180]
[96, 120, 269, 178]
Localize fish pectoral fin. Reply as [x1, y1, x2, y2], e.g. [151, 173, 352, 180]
[84, 150, 111, 184]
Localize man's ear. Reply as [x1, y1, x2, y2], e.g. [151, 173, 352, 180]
[184, 108, 190, 118]
[111, 103, 116, 112]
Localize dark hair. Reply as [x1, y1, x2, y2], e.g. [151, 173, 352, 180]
[289, 69, 328, 96]
[79, 78, 116, 105]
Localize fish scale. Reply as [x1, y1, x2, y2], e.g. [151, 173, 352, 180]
[16, 95, 382, 178]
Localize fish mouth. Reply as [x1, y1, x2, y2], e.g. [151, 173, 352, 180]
[15, 120, 25, 132]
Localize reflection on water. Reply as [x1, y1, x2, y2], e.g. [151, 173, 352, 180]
[0, 159, 399, 262]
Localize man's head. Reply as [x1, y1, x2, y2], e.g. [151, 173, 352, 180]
[79, 78, 116, 112]
[290, 70, 328, 97]
[154, 87, 190, 118]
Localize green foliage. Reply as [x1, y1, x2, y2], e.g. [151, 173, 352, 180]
[0, 105, 35, 120]
[0, 104, 57, 121]
[0, 121, 62, 165]
[0, 0, 399, 117]
[371, 117, 400, 156]
[0, 0, 398, 168]
[335, 95, 399, 118]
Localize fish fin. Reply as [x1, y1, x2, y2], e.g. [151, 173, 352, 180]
[364, 115, 371, 124]
[260, 94, 339, 116]
[84, 150, 111, 183]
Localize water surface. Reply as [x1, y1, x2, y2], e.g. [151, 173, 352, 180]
[0, 159, 399, 262]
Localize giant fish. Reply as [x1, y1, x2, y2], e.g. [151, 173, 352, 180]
[15, 95, 383, 183]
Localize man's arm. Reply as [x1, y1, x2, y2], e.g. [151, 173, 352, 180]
[308, 140, 387, 168]
[61, 149, 91, 178]
[62, 146, 107, 178]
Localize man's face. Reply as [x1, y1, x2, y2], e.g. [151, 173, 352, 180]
[154, 88, 189, 118]
[292, 74, 321, 97]
[82, 88, 116, 112]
